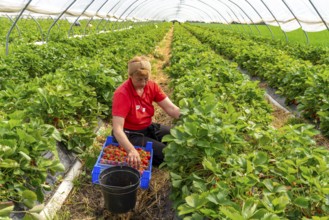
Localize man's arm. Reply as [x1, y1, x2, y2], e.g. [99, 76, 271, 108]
[112, 116, 141, 167]
[157, 97, 180, 119]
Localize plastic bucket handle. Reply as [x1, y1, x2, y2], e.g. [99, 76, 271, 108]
[98, 169, 140, 190]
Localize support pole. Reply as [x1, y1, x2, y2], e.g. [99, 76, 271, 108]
[245, 0, 274, 39]
[282, 0, 309, 45]
[30, 15, 44, 42]
[5, 0, 32, 55]
[308, 0, 329, 32]
[46, 0, 77, 42]
[260, 0, 288, 42]
[84, 0, 109, 35]
[68, 0, 96, 37]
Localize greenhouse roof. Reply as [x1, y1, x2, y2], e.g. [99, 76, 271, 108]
[0, 0, 328, 32]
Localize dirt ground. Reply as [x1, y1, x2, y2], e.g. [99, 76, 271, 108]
[56, 27, 329, 220]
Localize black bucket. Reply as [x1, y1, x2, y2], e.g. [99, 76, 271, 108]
[99, 166, 140, 213]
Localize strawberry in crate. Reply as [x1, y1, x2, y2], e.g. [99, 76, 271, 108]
[100, 144, 151, 174]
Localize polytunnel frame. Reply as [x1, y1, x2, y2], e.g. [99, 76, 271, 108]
[121, 0, 259, 35]
[95, 0, 121, 32]
[197, 0, 233, 28]
[216, 0, 248, 33]
[29, 14, 44, 42]
[191, 0, 233, 26]
[118, 0, 217, 23]
[67, 0, 96, 37]
[120, 0, 228, 24]
[3, 0, 329, 56]
[223, 0, 263, 35]
[260, 0, 289, 42]
[152, 4, 219, 22]
[308, 0, 329, 31]
[47, 15, 61, 31]
[84, 0, 109, 35]
[244, 0, 274, 39]
[46, 0, 78, 42]
[228, 0, 262, 35]
[282, 0, 309, 45]
[156, 4, 213, 22]
[6, 14, 21, 38]
[5, 0, 33, 55]
[220, 0, 251, 33]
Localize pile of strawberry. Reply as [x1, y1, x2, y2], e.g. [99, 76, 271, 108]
[100, 144, 151, 174]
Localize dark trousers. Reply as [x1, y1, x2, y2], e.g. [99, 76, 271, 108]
[113, 123, 170, 166]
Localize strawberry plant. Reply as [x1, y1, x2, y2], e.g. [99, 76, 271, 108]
[186, 24, 329, 137]
[0, 110, 63, 210]
[163, 24, 329, 219]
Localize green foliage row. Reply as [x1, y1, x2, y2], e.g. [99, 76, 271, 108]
[163, 24, 329, 219]
[0, 22, 152, 89]
[202, 23, 329, 48]
[185, 24, 329, 137]
[0, 17, 137, 46]
[198, 24, 329, 66]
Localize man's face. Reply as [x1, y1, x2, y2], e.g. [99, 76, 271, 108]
[131, 73, 149, 90]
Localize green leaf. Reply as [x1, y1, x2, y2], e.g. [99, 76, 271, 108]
[23, 212, 46, 220]
[50, 162, 65, 172]
[0, 159, 20, 168]
[185, 194, 205, 208]
[206, 194, 219, 205]
[253, 151, 268, 165]
[246, 159, 253, 173]
[170, 172, 182, 180]
[8, 119, 22, 129]
[261, 195, 274, 212]
[19, 151, 31, 161]
[272, 195, 290, 212]
[207, 192, 232, 206]
[0, 144, 16, 157]
[190, 213, 204, 220]
[17, 129, 36, 143]
[162, 134, 175, 142]
[170, 128, 184, 140]
[170, 172, 182, 188]
[293, 197, 309, 209]
[172, 179, 182, 188]
[0, 205, 14, 217]
[43, 125, 61, 141]
[262, 179, 273, 192]
[322, 187, 329, 194]
[183, 122, 198, 136]
[178, 204, 196, 215]
[22, 190, 37, 209]
[203, 102, 217, 115]
[8, 110, 25, 120]
[36, 187, 44, 203]
[220, 206, 244, 220]
[242, 199, 257, 219]
[202, 157, 217, 173]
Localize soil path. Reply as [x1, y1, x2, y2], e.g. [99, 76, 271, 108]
[150, 28, 175, 127]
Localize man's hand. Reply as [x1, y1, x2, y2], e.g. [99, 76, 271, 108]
[126, 148, 141, 168]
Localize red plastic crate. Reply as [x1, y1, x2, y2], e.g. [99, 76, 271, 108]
[91, 136, 153, 189]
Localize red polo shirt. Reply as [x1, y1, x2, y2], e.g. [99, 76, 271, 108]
[112, 78, 167, 130]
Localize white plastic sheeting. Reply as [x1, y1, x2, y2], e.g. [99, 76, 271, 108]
[0, 0, 328, 32]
